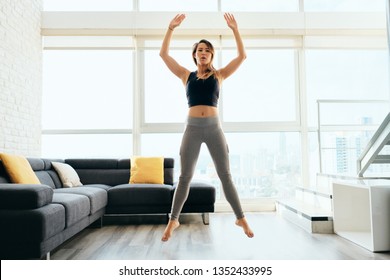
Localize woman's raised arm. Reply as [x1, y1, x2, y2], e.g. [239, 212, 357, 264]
[218, 13, 247, 80]
[159, 14, 190, 84]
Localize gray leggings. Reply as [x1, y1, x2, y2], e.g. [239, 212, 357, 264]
[170, 116, 244, 220]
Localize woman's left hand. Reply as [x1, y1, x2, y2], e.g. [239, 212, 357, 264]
[224, 13, 238, 30]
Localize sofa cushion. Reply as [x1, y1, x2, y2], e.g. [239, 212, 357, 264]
[24, 158, 64, 189]
[108, 184, 173, 206]
[0, 203, 66, 242]
[0, 184, 53, 209]
[123, 158, 174, 186]
[179, 181, 216, 205]
[0, 153, 40, 184]
[0, 159, 11, 183]
[161, 158, 174, 186]
[65, 158, 118, 169]
[82, 184, 110, 191]
[52, 193, 90, 227]
[52, 162, 83, 187]
[73, 169, 131, 186]
[27, 158, 45, 171]
[65, 158, 129, 186]
[130, 156, 164, 184]
[34, 170, 61, 189]
[54, 186, 107, 214]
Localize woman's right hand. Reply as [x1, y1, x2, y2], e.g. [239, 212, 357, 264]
[169, 14, 186, 30]
[224, 13, 238, 31]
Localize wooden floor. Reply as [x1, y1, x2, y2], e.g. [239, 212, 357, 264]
[51, 212, 390, 260]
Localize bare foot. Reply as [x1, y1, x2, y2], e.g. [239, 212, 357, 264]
[235, 217, 254, 238]
[161, 219, 180, 242]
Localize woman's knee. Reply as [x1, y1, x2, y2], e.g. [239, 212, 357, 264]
[178, 174, 192, 187]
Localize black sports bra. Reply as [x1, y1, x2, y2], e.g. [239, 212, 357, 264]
[186, 71, 219, 108]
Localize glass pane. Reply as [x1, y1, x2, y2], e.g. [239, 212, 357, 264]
[226, 132, 301, 199]
[221, 0, 299, 12]
[320, 128, 390, 176]
[306, 50, 389, 127]
[43, 0, 133, 11]
[222, 49, 297, 122]
[43, 36, 134, 49]
[308, 132, 320, 186]
[139, 0, 218, 11]
[42, 134, 132, 158]
[42, 50, 133, 129]
[320, 130, 375, 175]
[144, 50, 188, 123]
[318, 102, 389, 126]
[304, 0, 386, 12]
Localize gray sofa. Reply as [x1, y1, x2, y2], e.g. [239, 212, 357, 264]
[0, 157, 216, 260]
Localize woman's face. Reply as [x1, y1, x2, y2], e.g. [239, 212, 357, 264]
[194, 42, 213, 66]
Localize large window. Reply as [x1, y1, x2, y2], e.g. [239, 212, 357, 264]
[42, 49, 133, 158]
[43, 50, 133, 130]
[222, 49, 297, 122]
[140, 37, 302, 201]
[306, 49, 389, 178]
[42, 134, 133, 159]
[40, 5, 390, 205]
[306, 50, 389, 127]
[144, 50, 193, 123]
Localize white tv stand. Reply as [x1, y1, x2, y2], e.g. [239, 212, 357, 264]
[332, 179, 390, 252]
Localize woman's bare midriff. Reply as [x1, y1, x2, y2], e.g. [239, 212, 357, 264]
[188, 105, 218, 118]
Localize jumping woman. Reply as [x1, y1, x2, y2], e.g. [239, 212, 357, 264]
[160, 13, 254, 241]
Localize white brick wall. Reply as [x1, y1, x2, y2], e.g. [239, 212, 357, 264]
[0, 0, 42, 156]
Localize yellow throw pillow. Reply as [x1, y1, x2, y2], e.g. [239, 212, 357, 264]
[0, 153, 41, 184]
[130, 156, 164, 184]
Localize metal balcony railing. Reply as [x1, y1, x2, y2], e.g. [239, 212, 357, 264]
[357, 112, 390, 177]
[317, 99, 390, 175]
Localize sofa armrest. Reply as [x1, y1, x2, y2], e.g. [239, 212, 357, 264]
[0, 184, 53, 210]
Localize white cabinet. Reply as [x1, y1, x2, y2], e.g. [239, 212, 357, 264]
[332, 179, 390, 252]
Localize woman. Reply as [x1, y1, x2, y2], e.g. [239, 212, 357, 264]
[160, 13, 254, 241]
